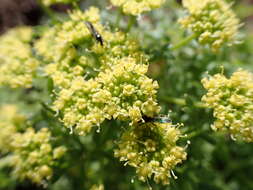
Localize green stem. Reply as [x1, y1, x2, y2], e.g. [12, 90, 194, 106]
[184, 127, 216, 144]
[37, 0, 58, 23]
[170, 33, 197, 51]
[126, 15, 136, 32]
[115, 9, 122, 28]
[184, 129, 206, 140]
[164, 97, 186, 105]
[40, 101, 56, 115]
[161, 96, 206, 108]
[72, 1, 79, 9]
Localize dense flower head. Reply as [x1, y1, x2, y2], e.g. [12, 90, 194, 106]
[37, 7, 145, 89]
[53, 57, 160, 135]
[0, 105, 26, 153]
[35, 7, 160, 135]
[40, 8, 104, 88]
[110, 0, 166, 15]
[10, 128, 67, 184]
[202, 69, 253, 142]
[114, 122, 187, 185]
[41, 0, 79, 6]
[179, 0, 240, 51]
[96, 57, 160, 122]
[0, 27, 40, 88]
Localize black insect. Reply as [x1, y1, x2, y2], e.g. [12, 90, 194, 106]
[85, 21, 104, 46]
[142, 115, 172, 124]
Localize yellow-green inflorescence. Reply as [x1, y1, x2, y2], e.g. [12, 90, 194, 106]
[0, 105, 26, 153]
[10, 128, 67, 184]
[202, 69, 253, 142]
[0, 105, 67, 184]
[179, 0, 240, 51]
[110, 0, 166, 15]
[0, 27, 40, 88]
[35, 7, 160, 135]
[114, 122, 187, 185]
[41, 0, 79, 6]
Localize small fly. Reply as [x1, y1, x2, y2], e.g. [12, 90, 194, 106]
[85, 21, 104, 46]
[142, 115, 172, 124]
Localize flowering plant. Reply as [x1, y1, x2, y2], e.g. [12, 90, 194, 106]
[0, 0, 252, 189]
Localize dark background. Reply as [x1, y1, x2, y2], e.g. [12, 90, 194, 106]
[0, 0, 253, 34]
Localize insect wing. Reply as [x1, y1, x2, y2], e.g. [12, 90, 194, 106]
[85, 21, 96, 38]
[158, 117, 172, 123]
[84, 21, 103, 46]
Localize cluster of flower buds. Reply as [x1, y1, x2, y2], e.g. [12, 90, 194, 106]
[0, 105, 26, 153]
[179, 0, 240, 51]
[0, 105, 67, 185]
[114, 122, 187, 185]
[10, 128, 67, 184]
[110, 0, 166, 15]
[0, 27, 39, 88]
[202, 69, 253, 142]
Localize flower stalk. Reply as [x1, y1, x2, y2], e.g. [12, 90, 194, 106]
[170, 33, 197, 51]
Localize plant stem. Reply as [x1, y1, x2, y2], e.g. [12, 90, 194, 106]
[37, 0, 58, 23]
[72, 1, 79, 9]
[170, 33, 197, 51]
[126, 15, 136, 32]
[185, 129, 206, 139]
[161, 96, 206, 108]
[115, 9, 122, 28]
[163, 97, 186, 105]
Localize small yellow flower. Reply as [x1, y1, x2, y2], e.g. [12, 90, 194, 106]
[123, 84, 136, 96]
[128, 106, 142, 123]
[53, 146, 67, 159]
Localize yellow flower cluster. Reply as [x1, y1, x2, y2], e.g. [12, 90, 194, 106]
[114, 123, 187, 185]
[0, 105, 66, 184]
[36, 8, 160, 135]
[36, 7, 103, 88]
[0, 105, 26, 153]
[10, 128, 67, 184]
[0, 27, 39, 88]
[202, 69, 253, 142]
[179, 0, 240, 51]
[41, 0, 79, 6]
[110, 0, 166, 15]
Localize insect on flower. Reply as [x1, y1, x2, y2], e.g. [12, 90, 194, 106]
[142, 115, 172, 124]
[85, 21, 104, 46]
